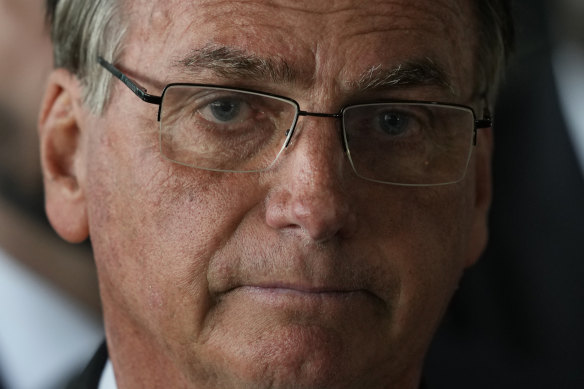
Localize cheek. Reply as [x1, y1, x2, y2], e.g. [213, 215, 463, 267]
[364, 183, 473, 350]
[84, 115, 266, 348]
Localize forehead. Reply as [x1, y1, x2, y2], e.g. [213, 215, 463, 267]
[122, 0, 476, 97]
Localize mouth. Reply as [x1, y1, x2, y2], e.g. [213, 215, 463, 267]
[220, 284, 384, 310]
[240, 284, 365, 294]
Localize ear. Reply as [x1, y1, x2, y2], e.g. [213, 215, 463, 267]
[464, 126, 493, 267]
[39, 68, 89, 243]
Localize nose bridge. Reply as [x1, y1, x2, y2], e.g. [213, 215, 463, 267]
[266, 114, 355, 242]
[289, 113, 345, 175]
[288, 109, 346, 151]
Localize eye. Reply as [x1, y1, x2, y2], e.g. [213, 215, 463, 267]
[200, 97, 252, 124]
[377, 111, 411, 136]
[209, 99, 241, 122]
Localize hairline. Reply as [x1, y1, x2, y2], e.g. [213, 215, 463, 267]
[48, 0, 512, 115]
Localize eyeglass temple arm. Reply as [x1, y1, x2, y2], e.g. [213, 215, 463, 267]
[98, 57, 162, 106]
[475, 118, 491, 131]
[472, 105, 492, 145]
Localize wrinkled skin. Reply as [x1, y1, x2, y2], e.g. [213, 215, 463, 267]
[40, 0, 492, 388]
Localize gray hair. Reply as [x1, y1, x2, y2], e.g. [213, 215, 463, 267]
[47, 0, 513, 114]
[474, 0, 515, 106]
[48, 0, 126, 114]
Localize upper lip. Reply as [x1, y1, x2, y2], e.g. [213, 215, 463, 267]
[207, 245, 388, 305]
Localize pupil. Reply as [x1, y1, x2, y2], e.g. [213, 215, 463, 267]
[210, 100, 241, 122]
[379, 112, 408, 135]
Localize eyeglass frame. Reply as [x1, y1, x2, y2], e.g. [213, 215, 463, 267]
[97, 56, 492, 186]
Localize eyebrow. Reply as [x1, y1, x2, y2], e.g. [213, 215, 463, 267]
[176, 45, 455, 95]
[353, 58, 456, 96]
[175, 44, 296, 83]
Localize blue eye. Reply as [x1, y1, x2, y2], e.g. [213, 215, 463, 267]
[378, 111, 410, 136]
[209, 99, 242, 122]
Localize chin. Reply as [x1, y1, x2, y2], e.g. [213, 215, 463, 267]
[196, 322, 390, 389]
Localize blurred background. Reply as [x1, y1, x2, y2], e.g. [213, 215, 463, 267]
[0, 0, 582, 388]
[0, 1, 103, 389]
[427, 0, 584, 387]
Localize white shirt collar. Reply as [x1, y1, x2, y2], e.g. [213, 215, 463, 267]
[98, 360, 118, 389]
[0, 247, 103, 389]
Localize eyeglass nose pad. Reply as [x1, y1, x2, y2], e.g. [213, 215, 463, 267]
[282, 111, 302, 148]
[339, 122, 349, 154]
[283, 128, 295, 148]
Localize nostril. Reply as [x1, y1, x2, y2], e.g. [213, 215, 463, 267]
[264, 177, 355, 242]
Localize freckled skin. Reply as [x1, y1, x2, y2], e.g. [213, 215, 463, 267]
[53, 1, 490, 388]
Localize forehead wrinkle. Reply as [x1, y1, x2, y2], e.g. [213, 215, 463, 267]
[350, 57, 457, 97]
[174, 44, 297, 84]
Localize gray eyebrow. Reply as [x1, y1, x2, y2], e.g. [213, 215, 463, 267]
[176, 45, 455, 96]
[175, 44, 296, 83]
[353, 58, 456, 96]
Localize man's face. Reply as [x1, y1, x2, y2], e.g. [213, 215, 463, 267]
[52, 0, 491, 387]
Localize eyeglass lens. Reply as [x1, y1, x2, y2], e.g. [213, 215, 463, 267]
[159, 85, 475, 185]
[160, 85, 296, 172]
[343, 103, 474, 185]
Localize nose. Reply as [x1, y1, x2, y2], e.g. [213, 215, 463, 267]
[265, 117, 357, 242]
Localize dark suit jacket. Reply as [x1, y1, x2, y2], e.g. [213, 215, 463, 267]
[425, 41, 584, 388]
[66, 343, 108, 389]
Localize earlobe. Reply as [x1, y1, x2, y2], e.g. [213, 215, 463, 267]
[465, 127, 493, 267]
[39, 69, 89, 243]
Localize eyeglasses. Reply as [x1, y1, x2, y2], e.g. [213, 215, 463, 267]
[98, 57, 491, 186]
